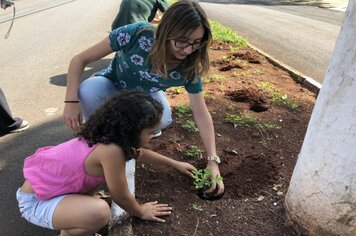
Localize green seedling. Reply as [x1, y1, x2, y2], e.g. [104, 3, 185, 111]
[205, 74, 227, 84]
[192, 203, 203, 212]
[257, 82, 299, 111]
[182, 120, 199, 132]
[175, 104, 191, 118]
[185, 145, 202, 158]
[257, 81, 275, 92]
[271, 92, 299, 111]
[170, 87, 185, 95]
[225, 113, 281, 130]
[232, 71, 248, 78]
[192, 168, 223, 190]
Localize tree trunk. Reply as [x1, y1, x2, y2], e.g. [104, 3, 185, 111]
[285, 2, 356, 235]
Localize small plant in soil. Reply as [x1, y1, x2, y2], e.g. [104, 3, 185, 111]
[205, 74, 227, 84]
[192, 168, 224, 200]
[175, 104, 191, 118]
[225, 113, 281, 131]
[232, 71, 248, 78]
[182, 120, 199, 132]
[185, 145, 203, 158]
[170, 86, 185, 95]
[192, 203, 203, 212]
[257, 82, 299, 110]
[271, 92, 299, 110]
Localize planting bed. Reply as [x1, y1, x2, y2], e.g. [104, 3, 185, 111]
[132, 41, 316, 235]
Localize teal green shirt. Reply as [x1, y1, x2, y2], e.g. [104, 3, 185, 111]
[112, 0, 169, 30]
[97, 22, 203, 94]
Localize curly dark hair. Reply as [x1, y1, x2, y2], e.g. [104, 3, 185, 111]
[76, 90, 163, 160]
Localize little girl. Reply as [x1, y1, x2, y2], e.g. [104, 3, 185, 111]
[16, 90, 195, 236]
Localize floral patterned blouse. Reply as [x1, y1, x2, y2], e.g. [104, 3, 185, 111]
[96, 22, 203, 94]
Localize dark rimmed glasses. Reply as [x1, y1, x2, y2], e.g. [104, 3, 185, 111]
[170, 39, 207, 50]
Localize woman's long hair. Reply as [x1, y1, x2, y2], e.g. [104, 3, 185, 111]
[149, 0, 212, 81]
[77, 90, 163, 160]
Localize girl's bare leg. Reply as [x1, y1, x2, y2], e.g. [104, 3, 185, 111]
[52, 194, 111, 236]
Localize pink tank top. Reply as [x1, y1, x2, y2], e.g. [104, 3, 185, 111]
[23, 138, 105, 200]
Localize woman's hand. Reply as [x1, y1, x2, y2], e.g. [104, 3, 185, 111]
[204, 161, 225, 196]
[174, 161, 196, 177]
[140, 201, 172, 223]
[63, 103, 83, 132]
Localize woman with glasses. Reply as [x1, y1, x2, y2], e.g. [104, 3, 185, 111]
[63, 0, 224, 197]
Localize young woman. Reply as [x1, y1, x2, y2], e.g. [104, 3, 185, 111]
[17, 90, 195, 236]
[63, 0, 224, 197]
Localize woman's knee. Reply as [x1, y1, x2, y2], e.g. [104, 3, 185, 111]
[89, 200, 111, 227]
[78, 76, 117, 120]
[149, 91, 172, 129]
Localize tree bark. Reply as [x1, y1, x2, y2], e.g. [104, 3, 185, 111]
[285, 1, 356, 235]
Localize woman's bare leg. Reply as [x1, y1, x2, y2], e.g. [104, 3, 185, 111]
[52, 194, 111, 236]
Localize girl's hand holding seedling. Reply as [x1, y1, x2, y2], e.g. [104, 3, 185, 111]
[205, 161, 225, 197]
[140, 201, 172, 223]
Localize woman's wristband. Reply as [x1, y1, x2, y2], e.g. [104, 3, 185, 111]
[64, 100, 79, 103]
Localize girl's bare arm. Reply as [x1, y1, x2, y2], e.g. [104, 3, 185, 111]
[99, 144, 172, 222]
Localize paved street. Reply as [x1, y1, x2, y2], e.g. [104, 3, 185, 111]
[200, 0, 346, 83]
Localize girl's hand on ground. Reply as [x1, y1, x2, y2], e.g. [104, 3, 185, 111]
[140, 201, 172, 223]
[205, 162, 225, 196]
[175, 161, 196, 176]
[63, 103, 83, 132]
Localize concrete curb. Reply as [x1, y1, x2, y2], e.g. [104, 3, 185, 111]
[248, 43, 322, 95]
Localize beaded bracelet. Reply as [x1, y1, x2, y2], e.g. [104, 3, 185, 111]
[64, 100, 79, 103]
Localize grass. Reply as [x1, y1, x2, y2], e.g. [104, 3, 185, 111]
[205, 74, 227, 84]
[225, 113, 281, 130]
[256, 82, 299, 111]
[210, 20, 247, 47]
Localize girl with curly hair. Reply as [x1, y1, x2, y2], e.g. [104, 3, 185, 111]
[17, 90, 195, 236]
[64, 0, 224, 198]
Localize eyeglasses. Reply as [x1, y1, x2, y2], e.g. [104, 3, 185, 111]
[171, 39, 207, 50]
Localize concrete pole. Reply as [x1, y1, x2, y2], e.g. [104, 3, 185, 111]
[285, 1, 356, 235]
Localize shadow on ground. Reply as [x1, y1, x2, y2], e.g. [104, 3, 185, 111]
[0, 118, 73, 235]
[199, 0, 342, 8]
[50, 59, 111, 87]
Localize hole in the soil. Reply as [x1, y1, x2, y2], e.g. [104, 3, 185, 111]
[226, 89, 270, 112]
[196, 188, 225, 201]
[232, 51, 261, 64]
[224, 154, 277, 198]
[218, 64, 242, 72]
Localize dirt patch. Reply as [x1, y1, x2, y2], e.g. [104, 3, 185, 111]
[131, 41, 316, 235]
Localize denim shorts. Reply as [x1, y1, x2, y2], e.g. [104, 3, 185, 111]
[16, 188, 67, 229]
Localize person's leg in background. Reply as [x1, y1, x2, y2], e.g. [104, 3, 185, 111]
[78, 76, 118, 121]
[149, 90, 172, 137]
[0, 88, 29, 135]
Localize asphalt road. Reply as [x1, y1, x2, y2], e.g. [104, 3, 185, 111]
[199, 0, 345, 83]
[0, 0, 118, 234]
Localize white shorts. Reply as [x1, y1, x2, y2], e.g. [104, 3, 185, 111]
[16, 188, 67, 229]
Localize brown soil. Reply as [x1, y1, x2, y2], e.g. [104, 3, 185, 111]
[132, 41, 316, 235]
